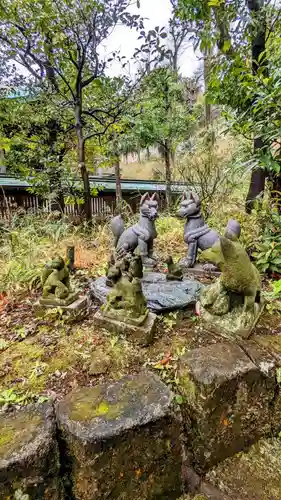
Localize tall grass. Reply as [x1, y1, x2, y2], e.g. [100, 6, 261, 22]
[0, 213, 112, 297]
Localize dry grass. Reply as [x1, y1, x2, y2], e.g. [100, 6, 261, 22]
[121, 159, 165, 180]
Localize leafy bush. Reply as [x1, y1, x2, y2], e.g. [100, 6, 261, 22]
[252, 208, 281, 275]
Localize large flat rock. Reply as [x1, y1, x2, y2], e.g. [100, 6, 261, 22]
[90, 272, 203, 314]
[0, 403, 62, 499]
[178, 341, 276, 472]
[56, 372, 183, 499]
[206, 438, 281, 500]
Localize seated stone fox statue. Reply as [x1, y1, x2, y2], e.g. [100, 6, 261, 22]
[177, 192, 241, 268]
[42, 256, 71, 300]
[110, 192, 158, 267]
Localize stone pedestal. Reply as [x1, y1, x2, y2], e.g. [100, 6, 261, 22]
[178, 341, 276, 472]
[34, 295, 88, 320]
[94, 309, 157, 345]
[197, 299, 265, 340]
[0, 404, 62, 499]
[56, 373, 183, 500]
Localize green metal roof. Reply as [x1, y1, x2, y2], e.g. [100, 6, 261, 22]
[0, 175, 188, 193]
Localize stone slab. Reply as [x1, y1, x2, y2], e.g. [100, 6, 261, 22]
[206, 438, 281, 500]
[39, 291, 80, 306]
[90, 271, 203, 314]
[94, 309, 157, 345]
[0, 403, 62, 499]
[56, 372, 183, 500]
[34, 295, 88, 320]
[178, 341, 275, 472]
[180, 262, 221, 278]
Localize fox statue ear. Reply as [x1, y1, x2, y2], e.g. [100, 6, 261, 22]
[190, 192, 200, 204]
[150, 192, 158, 201]
[140, 192, 149, 205]
[109, 253, 115, 265]
[182, 191, 187, 200]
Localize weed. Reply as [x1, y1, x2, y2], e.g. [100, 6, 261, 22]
[161, 312, 178, 332]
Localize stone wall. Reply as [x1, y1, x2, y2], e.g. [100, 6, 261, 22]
[1, 337, 281, 500]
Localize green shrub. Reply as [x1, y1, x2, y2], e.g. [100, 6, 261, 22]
[252, 208, 281, 274]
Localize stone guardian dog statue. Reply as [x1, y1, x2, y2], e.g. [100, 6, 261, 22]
[177, 191, 241, 268]
[110, 192, 158, 267]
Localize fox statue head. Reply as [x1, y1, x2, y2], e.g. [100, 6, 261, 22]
[177, 191, 201, 219]
[139, 192, 159, 221]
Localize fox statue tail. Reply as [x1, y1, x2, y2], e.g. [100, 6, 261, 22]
[225, 219, 241, 241]
[110, 214, 125, 247]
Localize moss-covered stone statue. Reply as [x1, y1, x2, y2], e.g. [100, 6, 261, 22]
[165, 256, 183, 281]
[95, 255, 156, 345]
[103, 262, 148, 326]
[198, 236, 263, 338]
[40, 256, 79, 306]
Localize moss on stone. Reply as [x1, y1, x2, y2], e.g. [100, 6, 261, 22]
[178, 372, 196, 403]
[0, 328, 89, 395]
[0, 413, 42, 458]
[68, 387, 126, 422]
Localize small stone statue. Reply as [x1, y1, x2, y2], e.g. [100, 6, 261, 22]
[103, 257, 148, 326]
[165, 256, 183, 281]
[198, 236, 262, 337]
[40, 256, 78, 305]
[105, 254, 122, 287]
[110, 192, 158, 268]
[128, 255, 143, 280]
[106, 254, 143, 287]
[177, 192, 241, 268]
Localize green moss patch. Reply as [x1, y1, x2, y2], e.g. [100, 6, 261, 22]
[68, 387, 126, 421]
[0, 413, 42, 458]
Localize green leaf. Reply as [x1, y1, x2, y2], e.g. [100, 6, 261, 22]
[175, 394, 184, 405]
[222, 40, 231, 53]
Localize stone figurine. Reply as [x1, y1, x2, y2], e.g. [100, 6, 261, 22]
[40, 256, 79, 305]
[198, 236, 262, 337]
[177, 192, 241, 268]
[111, 192, 158, 268]
[165, 256, 183, 281]
[103, 258, 148, 326]
[106, 254, 143, 288]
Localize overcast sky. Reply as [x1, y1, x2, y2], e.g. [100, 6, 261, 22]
[105, 0, 201, 77]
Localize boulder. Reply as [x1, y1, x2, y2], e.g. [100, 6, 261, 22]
[0, 403, 62, 499]
[178, 341, 276, 472]
[56, 372, 183, 499]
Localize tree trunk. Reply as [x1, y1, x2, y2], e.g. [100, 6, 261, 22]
[115, 154, 122, 213]
[75, 100, 92, 221]
[79, 143, 92, 221]
[47, 119, 65, 213]
[245, 0, 267, 212]
[164, 140, 172, 211]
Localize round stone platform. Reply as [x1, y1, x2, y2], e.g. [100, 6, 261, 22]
[90, 272, 203, 314]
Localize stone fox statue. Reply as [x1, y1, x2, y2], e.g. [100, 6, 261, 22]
[111, 192, 158, 267]
[177, 192, 241, 268]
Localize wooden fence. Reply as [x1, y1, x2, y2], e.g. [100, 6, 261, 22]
[0, 191, 167, 220]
